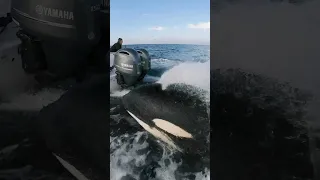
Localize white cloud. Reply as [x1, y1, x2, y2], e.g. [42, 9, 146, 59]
[148, 26, 165, 31]
[187, 22, 210, 30]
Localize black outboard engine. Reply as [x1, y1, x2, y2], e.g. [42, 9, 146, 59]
[136, 49, 151, 81]
[114, 48, 151, 87]
[11, 0, 109, 83]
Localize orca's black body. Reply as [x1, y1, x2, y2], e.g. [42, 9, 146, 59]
[36, 75, 110, 180]
[34, 78, 210, 179]
[122, 83, 210, 155]
[1, 68, 316, 179]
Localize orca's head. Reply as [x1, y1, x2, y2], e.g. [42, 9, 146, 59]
[122, 83, 210, 155]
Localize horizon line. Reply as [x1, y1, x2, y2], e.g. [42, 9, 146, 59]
[110, 43, 210, 46]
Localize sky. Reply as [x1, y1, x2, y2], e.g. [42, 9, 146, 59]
[110, 0, 210, 45]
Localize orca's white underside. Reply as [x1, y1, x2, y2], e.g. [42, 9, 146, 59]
[126, 110, 194, 152]
[127, 110, 182, 152]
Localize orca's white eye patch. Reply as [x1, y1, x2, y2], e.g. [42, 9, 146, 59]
[152, 119, 193, 139]
[126, 110, 182, 152]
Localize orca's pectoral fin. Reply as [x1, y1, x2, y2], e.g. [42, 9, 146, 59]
[126, 110, 183, 152]
[53, 153, 89, 180]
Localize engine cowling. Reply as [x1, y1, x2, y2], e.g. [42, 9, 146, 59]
[11, 0, 107, 81]
[136, 49, 151, 73]
[114, 48, 141, 86]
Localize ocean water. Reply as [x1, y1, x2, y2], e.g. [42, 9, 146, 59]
[109, 44, 210, 180]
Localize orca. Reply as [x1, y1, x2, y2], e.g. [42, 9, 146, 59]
[122, 83, 210, 155]
[34, 77, 209, 179]
[36, 75, 111, 180]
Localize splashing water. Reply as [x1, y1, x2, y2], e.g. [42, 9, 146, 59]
[157, 61, 210, 93]
[110, 44, 210, 180]
[157, 61, 210, 104]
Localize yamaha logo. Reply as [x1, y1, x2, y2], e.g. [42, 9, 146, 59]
[35, 5, 74, 20]
[35, 5, 43, 15]
[121, 63, 133, 68]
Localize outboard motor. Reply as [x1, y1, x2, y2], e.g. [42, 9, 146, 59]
[114, 48, 141, 87]
[136, 49, 151, 81]
[11, 0, 109, 83]
[114, 48, 151, 87]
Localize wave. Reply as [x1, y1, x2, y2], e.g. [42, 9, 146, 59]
[157, 61, 210, 100]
